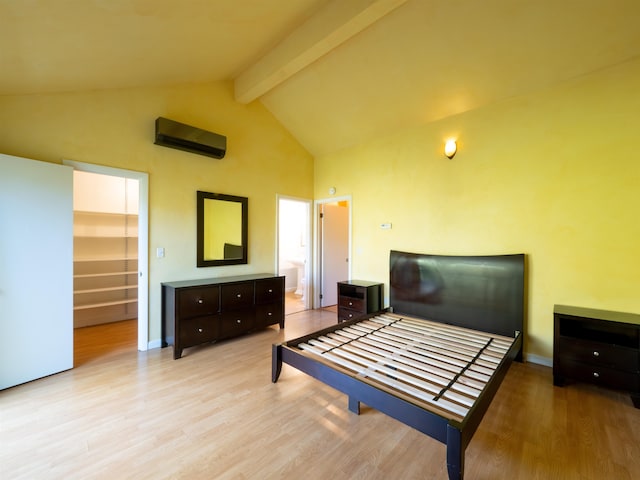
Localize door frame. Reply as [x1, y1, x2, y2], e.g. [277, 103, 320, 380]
[64, 160, 149, 351]
[313, 195, 352, 309]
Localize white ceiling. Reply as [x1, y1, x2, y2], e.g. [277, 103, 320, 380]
[2, 0, 640, 157]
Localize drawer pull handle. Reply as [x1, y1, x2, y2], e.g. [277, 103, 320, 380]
[348, 313, 353, 318]
[348, 302, 353, 306]
[236, 294, 242, 298]
[236, 319, 241, 324]
[268, 289, 273, 293]
[593, 351, 599, 357]
[268, 312, 272, 316]
[593, 372, 600, 378]
[198, 328, 203, 333]
[197, 299, 204, 304]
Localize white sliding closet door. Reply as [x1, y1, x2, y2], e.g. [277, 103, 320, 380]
[0, 153, 74, 390]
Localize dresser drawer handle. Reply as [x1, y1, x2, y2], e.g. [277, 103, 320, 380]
[348, 301, 353, 306]
[236, 293, 242, 298]
[197, 299, 204, 304]
[348, 313, 353, 318]
[593, 372, 600, 378]
[268, 289, 273, 293]
[268, 312, 272, 316]
[198, 328, 203, 333]
[236, 319, 241, 324]
[593, 351, 599, 357]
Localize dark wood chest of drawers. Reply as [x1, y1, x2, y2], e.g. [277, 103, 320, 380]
[337, 280, 383, 323]
[162, 274, 284, 359]
[553, 304, 640, 408]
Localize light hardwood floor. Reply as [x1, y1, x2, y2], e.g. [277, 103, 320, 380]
[1, 310, 639, 479]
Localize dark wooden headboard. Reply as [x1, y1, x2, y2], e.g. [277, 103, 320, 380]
[389, 250, 525, 338]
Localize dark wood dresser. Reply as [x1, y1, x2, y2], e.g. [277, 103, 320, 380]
[162, 273, 284, 359]
[337, 280, 383, 323]
[553, 304, 640, 408]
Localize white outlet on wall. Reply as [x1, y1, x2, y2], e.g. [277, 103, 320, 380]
[157, 247, 165, 258]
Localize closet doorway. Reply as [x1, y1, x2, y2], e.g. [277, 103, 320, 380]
[277, 196, 311, 315]
[65, 160, 149, 361]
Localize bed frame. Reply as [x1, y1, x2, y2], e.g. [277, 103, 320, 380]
[272, 251, 525, 480]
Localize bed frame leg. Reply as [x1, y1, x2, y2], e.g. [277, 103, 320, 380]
[348, 396, 360, 414]
[272, 344, 282, 383]
[446, 424, 464, 480]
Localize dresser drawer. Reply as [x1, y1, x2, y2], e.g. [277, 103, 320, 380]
[255, 277, 283, 304]
[221, 282, 254, 310]
[219, 309, 255, 338]
[256, 303, 283, 328]
[339, 296, 365, 312]
[558, 337, 639, 372]
[558, 358, 639, 392]
[179, 315, 218, 348]
[178, 286, 220, 318]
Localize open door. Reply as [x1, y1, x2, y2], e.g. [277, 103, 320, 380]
[317, 199, 350, 308]
[0, 154, 74, 389]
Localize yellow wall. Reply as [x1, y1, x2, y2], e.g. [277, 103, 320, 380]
[315, 57, 640, 361]
[1, 58, 638, 361]
[0, 81, 314, 343]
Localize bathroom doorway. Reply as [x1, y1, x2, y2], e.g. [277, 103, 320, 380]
[277, 196, 311, 315]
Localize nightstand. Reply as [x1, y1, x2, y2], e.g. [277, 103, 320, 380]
[553, 304, 640, 408]
[337, 280, 383, 323]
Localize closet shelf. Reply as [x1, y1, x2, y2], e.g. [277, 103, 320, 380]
[74, 270, 138, 279]
[74, 256, 138, 262]
[74, 210, 138, 216]
[74, 299, 138, 310]
[74, 285, 138, 294]
[73, 211, 138, 327]
[74, 234, 138, 239]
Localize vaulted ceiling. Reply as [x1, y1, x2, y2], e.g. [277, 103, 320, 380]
[2, 0, 639, 157]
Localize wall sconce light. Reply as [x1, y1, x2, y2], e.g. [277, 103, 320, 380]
[444, 139, 457, 159]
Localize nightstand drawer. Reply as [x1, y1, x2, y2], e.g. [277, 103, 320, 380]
[558, 337, 639, 372]
[338, 307, 364, 322]
[178, 286, 219, 318]
[558, 358, 639, 391]
[339, 296, 365, 311]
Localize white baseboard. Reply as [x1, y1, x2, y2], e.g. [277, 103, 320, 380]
[147, 339, 162, 350]
[525, 353, 552, 367]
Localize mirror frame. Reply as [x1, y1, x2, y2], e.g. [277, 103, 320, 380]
[196, 191, 248, 267]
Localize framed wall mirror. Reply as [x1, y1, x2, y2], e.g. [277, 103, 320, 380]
[197, 191, 248, 267]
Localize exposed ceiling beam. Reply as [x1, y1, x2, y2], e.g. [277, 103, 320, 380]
[234, 0, 408, 104]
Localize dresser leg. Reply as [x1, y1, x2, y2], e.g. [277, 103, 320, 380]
[553, 375, 565, 387]
[631, 394, 640, 409]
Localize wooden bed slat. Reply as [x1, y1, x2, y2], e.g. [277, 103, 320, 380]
[322, 333, 484, 399]
[293, 313, 517, 420]
[298, 342, 471, 417]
